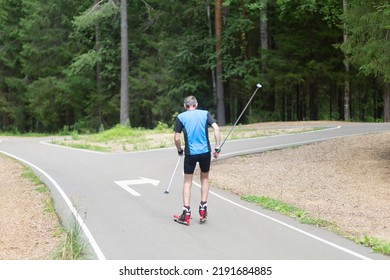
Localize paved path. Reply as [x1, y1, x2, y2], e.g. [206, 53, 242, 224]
[1, 123, 390, 260]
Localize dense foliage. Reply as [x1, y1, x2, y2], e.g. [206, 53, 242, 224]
[0, 0, 389, 133]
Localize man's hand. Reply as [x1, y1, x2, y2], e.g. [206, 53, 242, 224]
[178, 149, 184, 156]
[213, 148, 221, 158]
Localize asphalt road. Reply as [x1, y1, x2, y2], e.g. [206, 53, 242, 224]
[1, 123, 390, 260]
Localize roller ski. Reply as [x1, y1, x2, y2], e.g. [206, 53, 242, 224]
[199, 203, 207, 224]
[173, 208, 191, 226]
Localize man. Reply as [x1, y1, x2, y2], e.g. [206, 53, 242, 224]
[173, 95, 221, 225]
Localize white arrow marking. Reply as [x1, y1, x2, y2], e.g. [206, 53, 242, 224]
[114, 177, 160, 197]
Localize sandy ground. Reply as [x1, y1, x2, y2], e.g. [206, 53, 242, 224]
[0, 155, 64, 260]
[0, 122, 389, 259]
[211, 132, 390, 242]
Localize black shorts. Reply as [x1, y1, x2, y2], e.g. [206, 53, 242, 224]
[184, 152, 211, 174]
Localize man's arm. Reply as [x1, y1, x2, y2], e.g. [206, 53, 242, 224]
[174, 132, 183, 155]
[173, 117, 184, 155]
[211, 122, 221, 157]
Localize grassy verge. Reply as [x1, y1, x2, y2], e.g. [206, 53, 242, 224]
[22, 168, 57, 215]
[241, 195, 337, 229]
[52, 124, 324, 153]
[241, 195, 390, 256]
[52, 225, 87, 260]
[51, 140, 111, 152]
[355, 236, 390, 256]
[53, 124, 173, 152]
[22, 166, 87, 260]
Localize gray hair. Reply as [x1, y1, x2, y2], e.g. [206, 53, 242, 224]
[184, 96, 197, 107]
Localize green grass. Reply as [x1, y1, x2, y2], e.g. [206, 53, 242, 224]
[53, 141, 111, 152]
[241, 194, 390, 256]
[53, 124, 173, 152]
[22, 168, 56, 214]
[22, 168, 43, 187]
[87, 125, 146, 142]
[355, 236, 390, 256]
[53, 224, 87, 260]
[241, 195, 334, 228]
[85, 124, 171, 142]
[3, 123, 174, 152]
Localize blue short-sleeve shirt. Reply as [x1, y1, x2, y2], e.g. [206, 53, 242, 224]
[174, 109, 216, 155]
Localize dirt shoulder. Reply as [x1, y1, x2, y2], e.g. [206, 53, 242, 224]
[0, 154, 64, 260]
[211, 131, 390, 243]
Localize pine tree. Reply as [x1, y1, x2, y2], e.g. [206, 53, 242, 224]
[341, 0, 390, 121]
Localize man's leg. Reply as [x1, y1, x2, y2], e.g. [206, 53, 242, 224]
[183, 173, 193, 207]
[173, 173, 193, 225]
[174, 156, 196, 225]
[200, 171, 210, 202]
[199, 171, 209, 222]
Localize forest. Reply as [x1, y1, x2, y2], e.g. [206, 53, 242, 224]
[0, 0, 389, 133]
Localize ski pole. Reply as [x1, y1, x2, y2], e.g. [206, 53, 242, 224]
[164, 155, 181, 194]
[217, 83, 262, 152]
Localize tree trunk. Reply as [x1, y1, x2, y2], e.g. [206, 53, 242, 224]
[384, 83, 390, 122]
[120, 0, 129, 126]
[207, 0, 217, 103]
[309, 81, 318, 120]
[260, 1, 268, 75]
[286, 91, 292, 121]
[343, 0, 350, 121]
[215, 0, 226, 125]
[95, 0, 102, 126]
[343, 64, 351, 121]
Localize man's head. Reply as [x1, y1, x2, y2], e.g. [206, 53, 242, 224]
[184, 96, 198, 109]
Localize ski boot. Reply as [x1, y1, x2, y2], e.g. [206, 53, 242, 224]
[199, 203, 207, 224]
[173, 208, 191, 226]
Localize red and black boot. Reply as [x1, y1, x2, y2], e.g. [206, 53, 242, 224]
[199, 202, 207, 223]
[173, 207, 191, 226]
